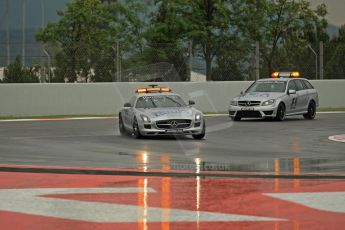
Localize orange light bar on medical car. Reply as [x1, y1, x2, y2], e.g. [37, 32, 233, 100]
[290, 72, 300, 78]
[271, 71, 300, 78]
[271, 72, 280, 78]
[135, 87, 172, 94]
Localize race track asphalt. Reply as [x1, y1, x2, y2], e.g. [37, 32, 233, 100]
[0, 113, 344, 175]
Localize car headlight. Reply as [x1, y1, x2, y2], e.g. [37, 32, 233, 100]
[230, 100, 238, 106]
[195, 113, 202, 121]
[262, 99, 276, 106]
[140, 114, 151, 123]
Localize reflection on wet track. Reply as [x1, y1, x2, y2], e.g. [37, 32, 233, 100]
[132, 150, 345, 176]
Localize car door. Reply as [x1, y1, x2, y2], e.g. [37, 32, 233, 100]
[294, 79, 309, 112]
[123, 96, 136, 128]
[286, 80, 298, 114]
[302, 79, 317, 106]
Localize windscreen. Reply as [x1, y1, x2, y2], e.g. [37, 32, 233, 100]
[135, 95, 187, 109]
[246, 81, 287, 93]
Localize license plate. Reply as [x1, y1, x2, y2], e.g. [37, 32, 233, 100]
[241, 107, 255, 111]
[167, 129, 184, 134]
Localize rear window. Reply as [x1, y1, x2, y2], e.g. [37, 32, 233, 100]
[294, 80, 306, 91]
[303, 80, 314, 89]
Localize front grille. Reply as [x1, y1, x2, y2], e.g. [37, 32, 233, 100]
[156, 119, 192, 129]
[238, 101, 261, 107]
[237, 111, 262, 118]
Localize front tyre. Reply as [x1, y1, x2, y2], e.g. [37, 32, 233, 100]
[275, 103, 286, 121]
[132, 118, 142, 139]
[231, 116, 241, 121]
[303, 101, 316, 120]
[192, 120, 206, 140]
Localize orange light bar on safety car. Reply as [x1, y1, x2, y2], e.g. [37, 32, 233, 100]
[271, 72, 280, 78]
[135, 87, 172, 94]
[290, 71, 300, 77]
[271, 71, 300, 78]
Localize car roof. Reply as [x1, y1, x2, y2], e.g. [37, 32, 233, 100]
[257, 78, 309, 82]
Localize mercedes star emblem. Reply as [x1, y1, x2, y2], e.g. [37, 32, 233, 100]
[170, 120, 178, 128]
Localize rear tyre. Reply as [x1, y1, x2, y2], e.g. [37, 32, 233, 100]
[119, 114, 126, 136]
[303, 101, 316, 120]
[192, 121, 206, 140]
[132, 118, 142, 139]
[275, 103, 286, 121]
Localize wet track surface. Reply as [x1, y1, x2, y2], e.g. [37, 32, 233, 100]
[1, 113, 345, 229]
[0, 113, 344, 174]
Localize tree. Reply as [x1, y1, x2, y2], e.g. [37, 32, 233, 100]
[144, 0, 237, 81]
[2, 57, 39, 83]
[137, 0, 191, 81]
[242, 0, 328, 77]
[36, 0, 147, 82]
[325, 25, 345, 79]
[185, 0, 234, 81]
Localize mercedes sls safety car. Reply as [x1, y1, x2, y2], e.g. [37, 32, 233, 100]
[119, 86, 206, 139]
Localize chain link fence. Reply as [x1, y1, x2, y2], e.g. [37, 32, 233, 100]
[0, 41, 344, 82]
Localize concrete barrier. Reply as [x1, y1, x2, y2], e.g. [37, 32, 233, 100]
[0, 80, 344, 116]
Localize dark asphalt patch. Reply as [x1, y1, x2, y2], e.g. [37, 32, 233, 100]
[1, 166, 345, 180]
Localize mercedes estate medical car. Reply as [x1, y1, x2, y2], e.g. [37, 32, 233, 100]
[119, 86, 206, 139]
[229, 72, 319, 121]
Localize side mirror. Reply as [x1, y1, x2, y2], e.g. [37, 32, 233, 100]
[288, 89, 296, 95]
[123, 102, 131, 107]
[240, 91, 244, 95]
[188, 100, 195, 106]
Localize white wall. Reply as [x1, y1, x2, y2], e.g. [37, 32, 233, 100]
[0, 80, 344, 116]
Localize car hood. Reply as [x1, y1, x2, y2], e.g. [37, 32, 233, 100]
[136, 107, 194, 120]
[234, 92, 285, 101]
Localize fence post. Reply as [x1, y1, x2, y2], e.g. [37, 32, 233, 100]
[189, 40, 193, 81]
[22, 0, 26, 66]
[117, 41, 121, 82]
[6, 0, 10, 66]
[308, 45, 318, 80]
[320, 41, 324, 80]
[112, 42, 121, 82]
[43, 46, 51, 83]
[255, 41, 260, 80]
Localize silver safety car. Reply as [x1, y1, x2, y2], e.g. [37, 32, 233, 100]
[229, 72, 319, 121]
[119, 86, 206, 139]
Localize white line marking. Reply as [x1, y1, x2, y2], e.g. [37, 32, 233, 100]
[328, 134, 345, 143]
[265, 192, 345, 213]
[0, 187, 285, 223]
